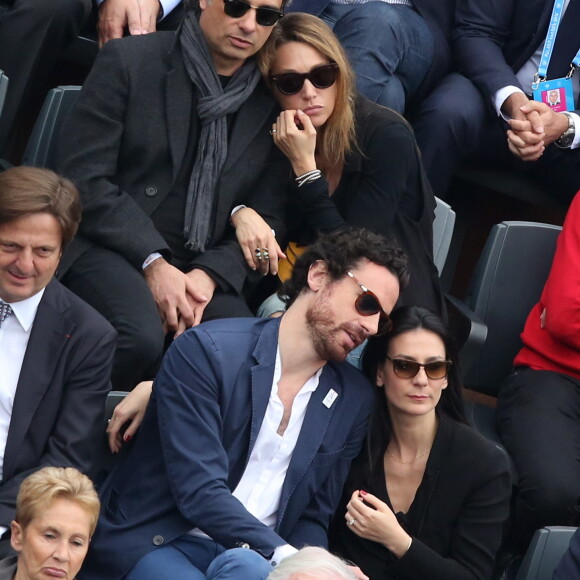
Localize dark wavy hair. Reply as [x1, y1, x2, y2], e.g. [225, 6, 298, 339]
[280, 228, 409, 308]
[361, 305, 467, 474]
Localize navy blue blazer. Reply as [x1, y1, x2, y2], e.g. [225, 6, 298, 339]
[80, 317, 374, 580]
[454, 0, 561, 98]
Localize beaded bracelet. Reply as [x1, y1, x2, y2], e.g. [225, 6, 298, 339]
[295, 169, 322, 188]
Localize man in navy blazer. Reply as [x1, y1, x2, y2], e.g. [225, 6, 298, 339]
[0, 166, 116, 557]
[287, 0, 455, 114]
[413, 0, 580, 201]
[79, 229, 407, 580]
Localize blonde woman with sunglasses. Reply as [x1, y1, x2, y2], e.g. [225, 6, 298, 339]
[327, 306, 512, 580]
[230, 12, 444, 318]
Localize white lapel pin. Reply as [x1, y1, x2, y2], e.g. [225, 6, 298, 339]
[322, 389, 338, 409]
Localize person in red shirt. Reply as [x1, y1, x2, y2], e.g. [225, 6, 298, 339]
[497, 191, 580, 550]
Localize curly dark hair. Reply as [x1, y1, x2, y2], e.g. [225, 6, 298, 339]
[281, 228, 409, 308]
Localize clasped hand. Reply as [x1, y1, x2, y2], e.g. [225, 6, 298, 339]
[506, 96, 570, 161]
[143, 259, 216, 337]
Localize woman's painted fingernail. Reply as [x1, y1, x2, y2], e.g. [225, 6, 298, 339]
[360, 490, 367, 496]
[124, 434, 132, 442]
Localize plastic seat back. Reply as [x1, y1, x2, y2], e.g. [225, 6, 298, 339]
[433, 196, 456, 275]
[515, 526, 576, 580]
[0, 69, 7, 122]
[22, 85, 81, 170]
[463, 221, 561, 396]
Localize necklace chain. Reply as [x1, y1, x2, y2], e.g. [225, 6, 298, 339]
[386, 447, 432, 464]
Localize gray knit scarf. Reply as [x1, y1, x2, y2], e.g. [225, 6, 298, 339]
[179, 12, 262, 253]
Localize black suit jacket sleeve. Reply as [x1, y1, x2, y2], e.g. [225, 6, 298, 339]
[0, 284, 116, 526]
[58, 39, 171, 269]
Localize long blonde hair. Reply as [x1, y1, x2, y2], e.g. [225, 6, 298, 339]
[258, 13, 356, 171]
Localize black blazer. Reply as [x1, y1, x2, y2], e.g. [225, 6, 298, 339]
[329, 416, 512, 580]
[57, 32, 288, 294]
[0, 279, 116, 526]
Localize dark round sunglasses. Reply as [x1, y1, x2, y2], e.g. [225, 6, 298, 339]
[271, 63, 339, 95]
[386, 356, 451, 380]
[223, 0, 284, 27]
[347, 271, 392, 336]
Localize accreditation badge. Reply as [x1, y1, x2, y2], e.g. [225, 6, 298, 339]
[532, 77, 575, 112]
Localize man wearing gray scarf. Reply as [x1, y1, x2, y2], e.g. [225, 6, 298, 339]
[57, 0, 289, 391]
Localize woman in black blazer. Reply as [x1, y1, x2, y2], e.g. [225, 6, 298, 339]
[329, 306, 512, 579]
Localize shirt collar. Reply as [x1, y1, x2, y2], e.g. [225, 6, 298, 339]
[2, 289, 45, 332]
[273, 346, 322, 397]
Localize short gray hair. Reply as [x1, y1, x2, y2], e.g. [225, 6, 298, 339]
[268, 547, 357, 580]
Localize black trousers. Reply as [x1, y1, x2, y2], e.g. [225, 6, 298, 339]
[412, 72, 580, 204]
[496, 367, 580, 550]
[61, 247, 253, 391]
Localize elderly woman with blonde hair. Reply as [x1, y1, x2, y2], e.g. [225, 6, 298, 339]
[0, 467, 99, 580]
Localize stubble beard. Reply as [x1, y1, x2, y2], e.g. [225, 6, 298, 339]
[305, 292, 364, 363]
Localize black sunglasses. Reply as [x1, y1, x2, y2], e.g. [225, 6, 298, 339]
[347, 271, 392, 336]
[386, 356, 451, 380]
[271, 63, 339, 95]
[223, 0, 284, 27]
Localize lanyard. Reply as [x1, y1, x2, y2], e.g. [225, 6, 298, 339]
[536, 0, 580, 82]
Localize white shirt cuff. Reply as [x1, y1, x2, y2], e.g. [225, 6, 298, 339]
[231, 204, 247, 217]
[494, 86, 527, 120]
[270, 544, 298, 568]
[142, 252, 163, 270]
[0, 526, 7, 538]
[569, 112, 580, 150]
[158, 0, 181, 19]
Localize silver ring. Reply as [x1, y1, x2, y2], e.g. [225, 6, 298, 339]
[347, 518, 355, 527]
[270, 128, 277, 135]
[107, 419, 112, 424]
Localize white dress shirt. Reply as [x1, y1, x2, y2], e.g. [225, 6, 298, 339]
[0, 290, 44, 538]
[0, 290, 44, 481]
[190, 347, 323, 565]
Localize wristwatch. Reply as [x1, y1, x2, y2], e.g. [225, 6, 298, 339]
[555, 111, 575, 149]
